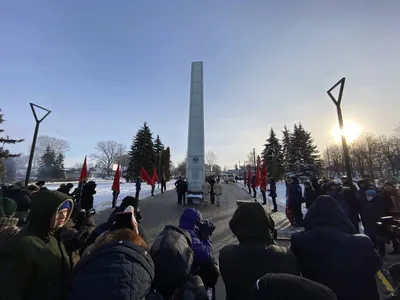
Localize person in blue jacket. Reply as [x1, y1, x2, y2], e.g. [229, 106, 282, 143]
[179, 208, 219, 289]
[179, 208, 212, 265]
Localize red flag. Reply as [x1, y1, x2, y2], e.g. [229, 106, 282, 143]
[140, 167, 154, 186]
[260, 160, 267, 192]
[112, 164, 121, 193]
[151, 166, 159, 184]
[247, 165, 251, 185]
[254, 156, 261, 187]
[79, 156, 89, 182]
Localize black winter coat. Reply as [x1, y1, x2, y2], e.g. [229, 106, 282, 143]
[150, 225, 208, 300]
[360, 195, 385, 239]
[304, 186, 318, 208]
[70, 240, 155, 300]
[291, 195, 382, 300]
[220, 202, 299, 300]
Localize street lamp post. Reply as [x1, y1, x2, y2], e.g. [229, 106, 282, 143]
[327, 78, 353, 184]
[25, 103, 51, 187]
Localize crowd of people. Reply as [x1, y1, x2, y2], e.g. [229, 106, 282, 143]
[283, 175, 400, 256]
[174, 175, 223, 207]
[1, 175, 399, 300]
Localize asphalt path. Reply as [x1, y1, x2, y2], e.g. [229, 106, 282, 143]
[94, 183, 291, 299]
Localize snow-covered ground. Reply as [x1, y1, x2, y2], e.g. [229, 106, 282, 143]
[47, 180, 176, 212]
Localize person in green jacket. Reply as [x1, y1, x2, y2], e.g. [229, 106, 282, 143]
[0, 189, 74, 300]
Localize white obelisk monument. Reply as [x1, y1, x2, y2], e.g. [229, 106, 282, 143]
[186, 61, 205, 199]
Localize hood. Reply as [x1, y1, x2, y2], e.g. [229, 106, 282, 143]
[303, 195, 356, 234]
[0, 196, 17, 218]
[121, 196, 139, 210]
[179, 208, 203, 230]
[229, 202, 274, 244]
[150, 225, 193, 294]
[28, 190, 74, 233]
[251, 273, 337, 300]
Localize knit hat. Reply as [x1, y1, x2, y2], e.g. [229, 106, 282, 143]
[366, 190, 377, 199]
[59, 200, 72, 211]
[0, 196, 17, 218]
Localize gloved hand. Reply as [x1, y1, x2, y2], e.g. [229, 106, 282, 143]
[198, 220, 216, 240]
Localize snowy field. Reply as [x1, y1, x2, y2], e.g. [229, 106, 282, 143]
[46, 180, 176, 212]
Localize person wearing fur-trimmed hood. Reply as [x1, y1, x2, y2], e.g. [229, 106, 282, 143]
[0, 196, 20, 244]
[0, 190, 74, 300]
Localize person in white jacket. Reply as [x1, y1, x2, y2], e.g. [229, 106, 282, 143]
[202, 180, 211, 206]
[213, 179, 223, 206]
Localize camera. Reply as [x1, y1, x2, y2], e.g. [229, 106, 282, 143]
[198, 219, 216, 239]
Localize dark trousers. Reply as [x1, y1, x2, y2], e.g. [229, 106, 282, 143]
[135, 189, 140, 200]
[271, 196, 278, 211]
[252, 187, 257, 198]
[161, 183, 166, 193]
[210, 192, 215, 204]
[293, 201, 303, 226]
[178, 192, 186, 205]
[247, 184, 251, 194]
[151, 186, 155, 196]
[182, 193, 186, 205]
[261, 190, 267, 205]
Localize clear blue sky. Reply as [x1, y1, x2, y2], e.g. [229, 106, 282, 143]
[1, 1, 399, 168]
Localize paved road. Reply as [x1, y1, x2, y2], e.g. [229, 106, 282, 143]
[94, 182, 290, 299]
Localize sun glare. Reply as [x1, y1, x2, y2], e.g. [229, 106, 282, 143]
[330, 121, 362, 143]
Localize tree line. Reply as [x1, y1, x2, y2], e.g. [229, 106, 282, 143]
[245, 123, 322, 180]
[125, 122, 171, 182]
[325, 125, 400, 180]
[1, 108, 172, 182]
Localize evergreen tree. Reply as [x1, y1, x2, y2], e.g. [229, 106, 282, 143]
[0, 109, 24, 180]
[153, 135, 165, 179]
[161, 146, 171, 180]
[281, 126, 292, 173]
[54, 152, 65, 179]
[38, 145, 57, 180]
[127, 122, 154, 181]
[262, 128, 284, 180]
[287, 123, 322, 178]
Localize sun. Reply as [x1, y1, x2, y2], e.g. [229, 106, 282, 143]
[330, 121, 362, 143]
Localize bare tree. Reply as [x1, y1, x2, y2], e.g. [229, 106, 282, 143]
[176, 160, 187, 177]
[324, 144, 344, 177]
[378, 135, 400, 176]
[206, 151, 217, 166]
[395, 121, 400, 136]
[13, 154, 29, 172]
[213, 164, 222, 175]
[244, 150, 257, 166]
[90, 141, 126, 175]
[114, 153, 130, 166]
[32, 135, 70, 167]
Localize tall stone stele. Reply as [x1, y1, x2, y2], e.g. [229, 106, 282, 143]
[186, 61, 205, 197]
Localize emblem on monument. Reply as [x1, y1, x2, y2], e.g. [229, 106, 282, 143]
[193, 157, 199, 163]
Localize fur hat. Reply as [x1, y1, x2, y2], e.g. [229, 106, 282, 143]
[0, 197, 17, 218]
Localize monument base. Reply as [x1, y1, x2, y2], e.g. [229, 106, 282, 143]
[187, 191, 203, 205]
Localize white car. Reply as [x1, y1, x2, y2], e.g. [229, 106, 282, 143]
[224, 174, 236, 183]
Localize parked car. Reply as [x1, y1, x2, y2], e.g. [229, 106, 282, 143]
[224, 174, 236, 183]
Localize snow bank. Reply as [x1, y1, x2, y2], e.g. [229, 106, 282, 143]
[47, 181, 176, 212]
